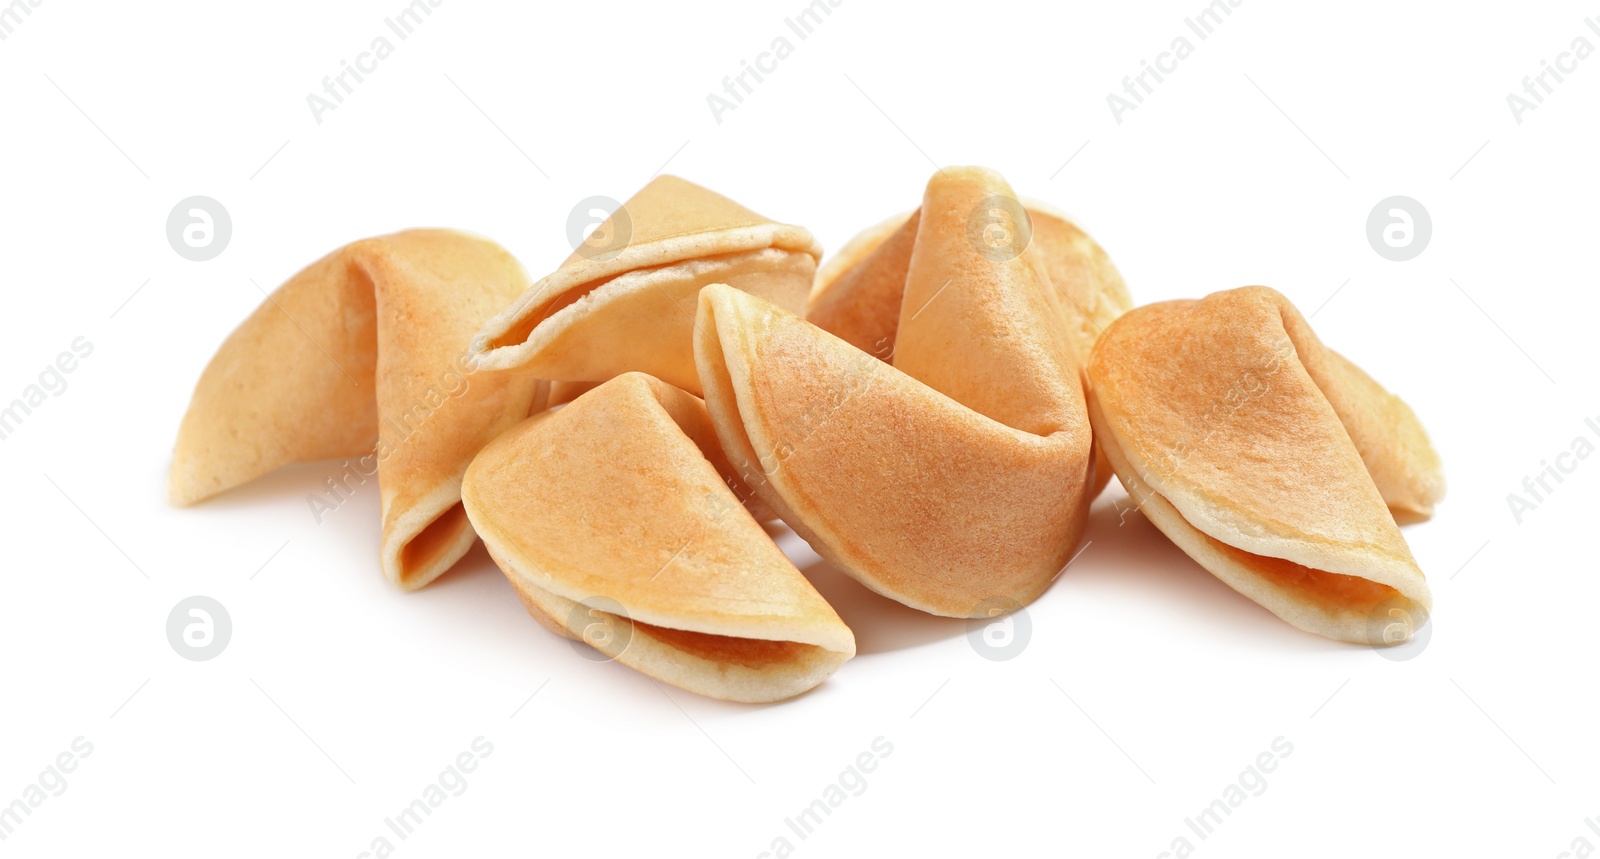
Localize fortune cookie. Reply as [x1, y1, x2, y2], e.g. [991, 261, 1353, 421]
[1086, 286, 1445, 644]
[693, 167, 1095, 618]
[169, 229, 546, 590]
[469, 175, 821, 395]
[462, 373, 855, 703]
[806, 189, 1131, 496]
[808, 199, 1131, 370]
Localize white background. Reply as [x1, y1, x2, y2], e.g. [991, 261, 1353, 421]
[1, 0, 1596, 856]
